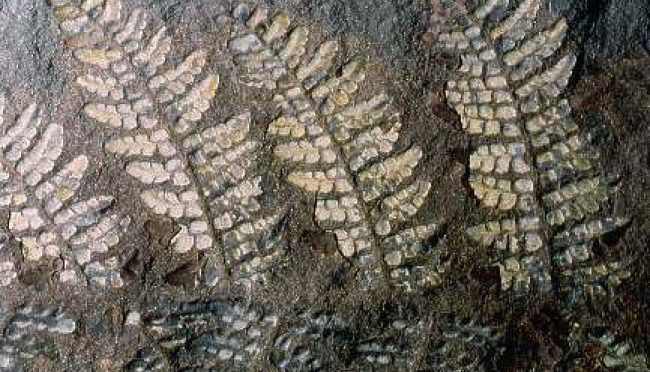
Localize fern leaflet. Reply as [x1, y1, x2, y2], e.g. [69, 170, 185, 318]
[125, 299, 351, 371]
[0, 302, 76, 371]
[228, 4, 446, 291]
[590, 330, 649, 371]
[436, 0, 630, 299]
[0, 95, 129, 287]
[50, 0, 288, 288]
[125, 298, 504, 371]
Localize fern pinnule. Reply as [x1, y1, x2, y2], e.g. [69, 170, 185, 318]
[228, 4, 447, 292]
[50, 0, 288, 288]
[436, 0, 629, 300]
[0, 95, 129, 288]
[0, 302, 76, 371]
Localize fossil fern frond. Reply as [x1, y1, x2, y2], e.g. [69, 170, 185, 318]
[228, 4, 447, 292]
[437, 0, 629, 300]
[428, 319, 504, 371]
[568, 326, 650, 371]
[0, 96, 130, 288]
[0, 302, 76, 371]
[50, 0, 288, 288]
[126, 299, 349, 371]
[125, 298, 505, 371]
[590, 331, 649, 371]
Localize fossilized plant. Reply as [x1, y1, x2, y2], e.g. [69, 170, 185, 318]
[124, 299, 350, 371]
[585, 330, 649, 371]
[123, 297, 507, 371]
[0, 95, 129, 288]
[436, 0, 630, 299]
[0, 302, 76, 371]
[428, 319, 504, 371]
[50, 0, 287, 288]
[353, 316, 504, 370]
[228, 4, 447, 291]
[0, 233, 15, 287]
[563, 324, 649, 371]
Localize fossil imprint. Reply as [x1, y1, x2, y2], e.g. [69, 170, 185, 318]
[51, 0, 289, 288]
[50, 0, 448, 292]
[0, 96, 130, 288]
[0, 0, 642, 370]
[0, 302, 76, 370]
[123, 298, 504, 371]
[48, 0, 634, 298]
[435, 0, 631, 300]
[228, 4, 447, 292]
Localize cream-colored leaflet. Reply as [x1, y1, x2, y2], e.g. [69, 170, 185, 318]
[51, 0, 288, 288]
[438, 0, 629, 300]
[0, 96, 129, 288]
[229, 5, 447, 291]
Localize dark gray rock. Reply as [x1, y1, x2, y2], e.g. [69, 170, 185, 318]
[267, 0, 430, 62]
[553, 0, 650, 59]
[0, 0, 62, 92]
[0, 0, 648, 370]
[2, 0, 648, 91]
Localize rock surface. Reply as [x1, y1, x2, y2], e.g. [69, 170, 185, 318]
[0, 0, 648, 370]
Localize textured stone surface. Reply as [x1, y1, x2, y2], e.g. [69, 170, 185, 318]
[0, 0, 648, 370]
[555, 0, 650, 58]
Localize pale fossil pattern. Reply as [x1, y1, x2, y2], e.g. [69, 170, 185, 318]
[0, 302, 76, 371]
[228, 4, 446, 291]
[124, 299, 351, 371]
[125, 347, 166, 372]
[353, 318, 499, 371]
[354, 319, 424, 369]
[436, 0, 630, 298]
[588, 331, 649, 371]
[428, 319, 503, 371]
[0, 96, 129, 287]
[123, 297, 505, 371]
[50, 0, 287, 288]
[0, 234, 16, 287]
[567, 326, 650, 371]
[268, 311, 350, 371]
